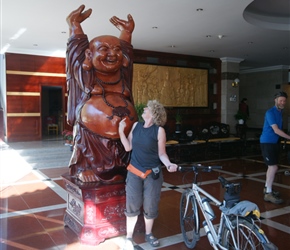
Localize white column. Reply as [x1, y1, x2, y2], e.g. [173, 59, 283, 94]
[0, 53, 7, 142]
[220, 57, 244, 133]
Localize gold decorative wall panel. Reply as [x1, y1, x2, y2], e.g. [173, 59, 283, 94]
[132, 64, 208, 107]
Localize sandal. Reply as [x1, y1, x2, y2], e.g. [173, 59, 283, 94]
[145, 233, 160, 247]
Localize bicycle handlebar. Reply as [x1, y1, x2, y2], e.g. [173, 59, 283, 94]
[178, 165, 222, 173]
[177, 165, 242, 190]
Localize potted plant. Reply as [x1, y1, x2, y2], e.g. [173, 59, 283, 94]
[175, 113, 182, 124]
[134, 103, 146, 122]
[62, 130, 73, 144]
[175, 110, 182, 133]
[234, 111, 246, 124]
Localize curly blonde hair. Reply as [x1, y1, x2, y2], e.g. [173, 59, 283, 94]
[147, 100, 167, 126]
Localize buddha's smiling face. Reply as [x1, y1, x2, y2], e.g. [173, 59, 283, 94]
[89, 35, 123, 74]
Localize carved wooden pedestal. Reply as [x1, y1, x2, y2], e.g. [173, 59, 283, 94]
[62, 173, 127, 245]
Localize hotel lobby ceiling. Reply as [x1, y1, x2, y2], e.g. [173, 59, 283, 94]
[1, 0, 290, 70]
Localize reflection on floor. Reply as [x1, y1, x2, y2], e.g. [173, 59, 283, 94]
[1, 137, 290, 249]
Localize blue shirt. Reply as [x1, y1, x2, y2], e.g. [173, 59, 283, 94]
[260, 106, 283, 143]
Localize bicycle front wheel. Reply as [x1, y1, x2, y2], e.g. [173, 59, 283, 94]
[221, 216, 274, 250]
[180, 190, 199, 249]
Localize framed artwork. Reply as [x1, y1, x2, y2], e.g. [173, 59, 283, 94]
[132, 63, 208, 107]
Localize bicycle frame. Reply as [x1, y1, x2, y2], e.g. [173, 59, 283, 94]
[180, 165, 276, 250]
[184, 182, 241, 250]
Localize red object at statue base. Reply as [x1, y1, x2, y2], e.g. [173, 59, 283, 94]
[62, 173, 128, 245]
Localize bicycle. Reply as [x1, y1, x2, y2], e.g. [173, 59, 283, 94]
[179, 164, 277, 250]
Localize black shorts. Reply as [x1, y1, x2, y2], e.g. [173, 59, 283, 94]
[260, 143, 280, 166]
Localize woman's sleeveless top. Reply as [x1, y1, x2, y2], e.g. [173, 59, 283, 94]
[131, 122, 161, 171]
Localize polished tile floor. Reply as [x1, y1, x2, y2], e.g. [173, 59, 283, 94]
[1, 137, 290, 249]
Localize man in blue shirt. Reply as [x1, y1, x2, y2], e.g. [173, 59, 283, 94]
[260, 91, 290, 204]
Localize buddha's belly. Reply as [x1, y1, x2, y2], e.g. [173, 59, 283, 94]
[81, 95, 137, 138]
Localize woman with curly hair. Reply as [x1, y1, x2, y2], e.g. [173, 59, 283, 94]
[118, 100, 178, 249]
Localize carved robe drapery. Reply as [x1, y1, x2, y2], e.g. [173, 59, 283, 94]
[66, 34, 136, 179]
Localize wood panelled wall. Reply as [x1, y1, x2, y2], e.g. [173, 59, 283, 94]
[5, 50, 221, 142]
[5, 53, 67, 142]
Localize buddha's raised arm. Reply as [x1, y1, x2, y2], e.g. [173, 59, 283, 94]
[110, 14, 135, 44]
[66, 4, 92, 37]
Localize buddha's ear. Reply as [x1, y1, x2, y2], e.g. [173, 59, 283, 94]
[122, 54, 129, 68]
[82, 49, 93, 71]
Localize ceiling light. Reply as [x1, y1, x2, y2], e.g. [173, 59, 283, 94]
[10, 28, 27, 40]
[152, 26, 158, 29]
[248, 41, 253, 44]
[169, 45, 176, 48]
[218, 35, 224, 39]
[206, 35, 212, 38]
[196, 8, 203, 12]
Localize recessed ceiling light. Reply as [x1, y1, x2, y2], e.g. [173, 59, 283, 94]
[152, 26, 158, 29]
[206, 35, 212, 38]
[169, 45, 176, 48]
[196, 8, 203, 12]
[61, 31, 66, 34]
[218, 35, 225, 39]
[33, 44, 38, 46]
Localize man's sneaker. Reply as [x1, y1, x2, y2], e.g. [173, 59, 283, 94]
[264, 192, 283, 204]
[263, 187, 280, 197]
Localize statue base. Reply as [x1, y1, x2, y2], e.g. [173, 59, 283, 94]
[62, 173, 143, 246]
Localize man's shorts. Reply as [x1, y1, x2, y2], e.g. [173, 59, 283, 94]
[125, 170, 163, 219]
[260, 143, 280, 166]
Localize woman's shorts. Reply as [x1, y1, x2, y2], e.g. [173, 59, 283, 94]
[125, 170, 163, 219]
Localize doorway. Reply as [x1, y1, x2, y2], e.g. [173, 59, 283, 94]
[41, 86, 63, 138]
